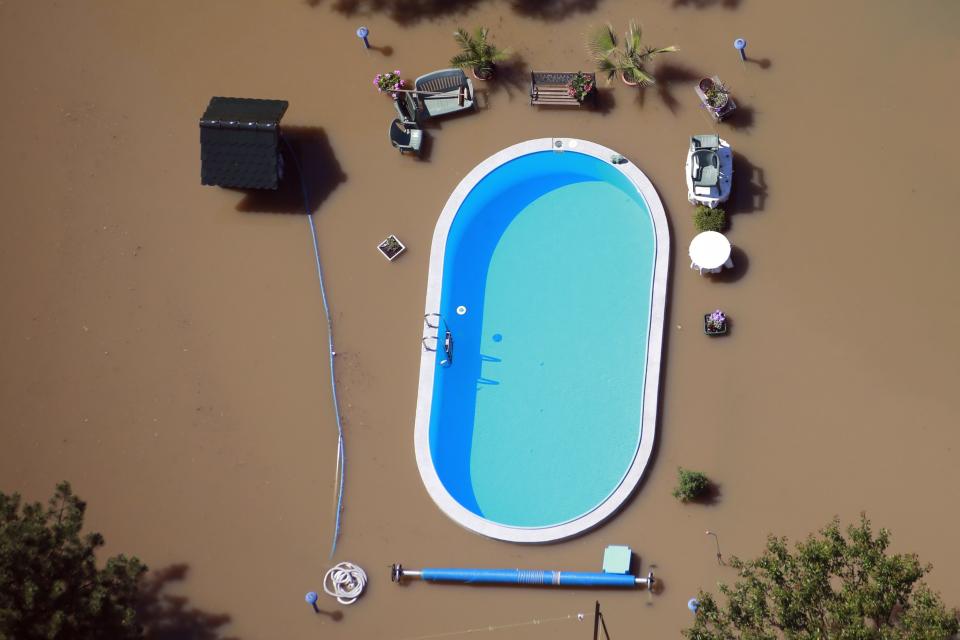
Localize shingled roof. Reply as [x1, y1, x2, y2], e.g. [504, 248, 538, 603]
[199, 97, 289, 189]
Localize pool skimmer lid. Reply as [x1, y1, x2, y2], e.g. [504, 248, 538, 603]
[456, 305, 467, 315]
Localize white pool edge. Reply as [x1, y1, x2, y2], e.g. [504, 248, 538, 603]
[414, 138, 670, 543]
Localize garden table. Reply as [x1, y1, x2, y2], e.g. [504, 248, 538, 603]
[689, 231, 733, 274]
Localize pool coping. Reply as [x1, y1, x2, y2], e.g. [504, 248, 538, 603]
[414, 138, 670, 543]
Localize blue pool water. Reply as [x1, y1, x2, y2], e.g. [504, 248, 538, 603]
[429, 150, 656, 528]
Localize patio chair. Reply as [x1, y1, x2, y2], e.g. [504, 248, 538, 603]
[692, 134, 720, 151]
[692, 149, 720, 187]
[414, 69, 476, 119]
[394, 92, 419, 126]
[389, 119, 423, 155]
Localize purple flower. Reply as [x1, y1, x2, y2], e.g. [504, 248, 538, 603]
[707, 310, 726, 331]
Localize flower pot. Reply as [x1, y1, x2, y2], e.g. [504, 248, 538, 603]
[377, 234, 406, 261]
[704, 314, 728, 336]
[698, 78, 715, 93]
[620, 70, 640, 87]
[374, 72, 405, 96]
[472, 65, 494, 81]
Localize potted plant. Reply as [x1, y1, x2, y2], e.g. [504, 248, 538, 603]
[704, 309, 728, 336]
[374, 70, 405, 98]
[450, 27, 510, 80]
[566, 71, 595, 103]
[586, 21, 677, 87]
[377, 234, 406, 261]
[704, 80, 730, 112]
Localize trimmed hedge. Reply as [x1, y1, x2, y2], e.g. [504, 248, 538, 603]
[694, 205, 727, 232]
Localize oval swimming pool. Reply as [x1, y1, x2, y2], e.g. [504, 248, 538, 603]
[415, 139, 669, 542]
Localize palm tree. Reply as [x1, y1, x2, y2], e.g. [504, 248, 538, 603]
[587, 21, 677, 87]
[450, 27, 510, 80]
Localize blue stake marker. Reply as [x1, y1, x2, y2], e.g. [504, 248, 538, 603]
[688, 598, 700, 612]
[305, 591, 319, 612]
[734, 38, 747, 61]
[356, 26, 370, 49]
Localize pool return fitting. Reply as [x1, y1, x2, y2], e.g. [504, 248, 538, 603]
[390, 546, 656, 591]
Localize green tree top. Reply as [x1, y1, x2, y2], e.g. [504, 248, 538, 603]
[685, 515, 959, 640]
[0, 482, 146, 639]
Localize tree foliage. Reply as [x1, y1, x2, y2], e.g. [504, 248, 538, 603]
[685, 515, 959, 640]
[0, 482, 146, 640]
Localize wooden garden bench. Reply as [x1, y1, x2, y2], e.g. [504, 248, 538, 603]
[529, 72, 596, 107]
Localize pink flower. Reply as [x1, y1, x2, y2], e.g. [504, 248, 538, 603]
[375, 71, 403, 94]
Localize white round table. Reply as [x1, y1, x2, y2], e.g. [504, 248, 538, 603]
[689, 231, 732, 272]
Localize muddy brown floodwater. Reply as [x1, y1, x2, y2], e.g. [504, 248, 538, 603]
[2, 1, 959, 638]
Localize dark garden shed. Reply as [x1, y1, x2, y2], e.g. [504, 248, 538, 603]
[199, 97, 289, 189]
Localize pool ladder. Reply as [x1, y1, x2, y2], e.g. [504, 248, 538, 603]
[422, 313, 453, 367]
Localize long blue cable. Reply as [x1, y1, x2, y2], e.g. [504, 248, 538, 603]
[281, 135, 345, 558]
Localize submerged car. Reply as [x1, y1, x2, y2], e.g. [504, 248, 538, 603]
[685, 134, 733, 208]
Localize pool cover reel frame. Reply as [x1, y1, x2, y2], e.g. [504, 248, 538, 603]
[390, 563, 656, 590]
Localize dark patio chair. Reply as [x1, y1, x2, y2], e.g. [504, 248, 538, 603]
[389, 119, 423, 155]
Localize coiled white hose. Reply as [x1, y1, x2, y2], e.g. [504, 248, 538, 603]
[323, 562, 367, 605]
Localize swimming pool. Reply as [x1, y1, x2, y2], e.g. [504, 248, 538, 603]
[415, 139, 669, 542]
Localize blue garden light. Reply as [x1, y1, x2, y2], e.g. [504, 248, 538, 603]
[356, 26, 370, 49]
[734, 38, 747, 61]
[305, 591, 319, 612]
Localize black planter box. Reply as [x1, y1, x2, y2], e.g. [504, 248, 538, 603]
[704, 314, 728, 336]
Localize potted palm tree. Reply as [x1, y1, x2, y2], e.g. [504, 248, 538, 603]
[450, 27, 510, 80]
[587, 21, 677, 87]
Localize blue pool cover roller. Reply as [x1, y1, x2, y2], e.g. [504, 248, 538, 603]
[391, 564, 655, 589]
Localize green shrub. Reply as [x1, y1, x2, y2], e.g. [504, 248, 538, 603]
[694, 205, 727, 232]
[673, 467, 709, 502]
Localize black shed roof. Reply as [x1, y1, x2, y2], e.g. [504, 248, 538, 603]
[200, 97, 289, 190]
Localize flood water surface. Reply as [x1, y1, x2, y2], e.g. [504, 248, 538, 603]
[1, 1, 959, 638]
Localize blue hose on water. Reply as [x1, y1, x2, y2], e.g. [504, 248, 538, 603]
[281, 135, 346, 559]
